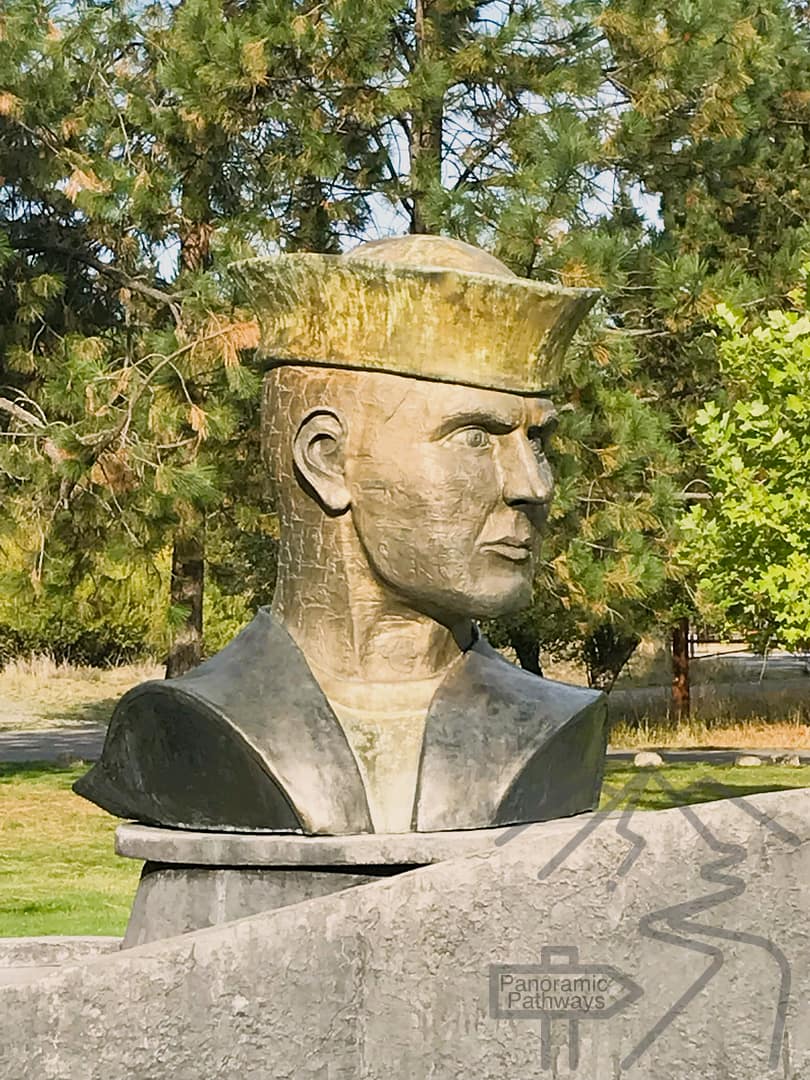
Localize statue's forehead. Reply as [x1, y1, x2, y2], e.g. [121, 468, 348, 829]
[364, 376, 555, 428]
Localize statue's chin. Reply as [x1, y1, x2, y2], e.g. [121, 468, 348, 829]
[370, 559, 534, 624]
[470, 582, 533, 620]
[408, 580, 533, 624]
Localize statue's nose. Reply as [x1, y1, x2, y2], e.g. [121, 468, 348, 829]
[498, 432, 554, 509]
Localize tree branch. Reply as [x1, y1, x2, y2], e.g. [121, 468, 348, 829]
[12, 240, 184, 326]
[0, 396, 65, 467]
[0, 396, 44, 430]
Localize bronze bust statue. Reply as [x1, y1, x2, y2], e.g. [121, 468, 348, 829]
[75, 235, 607, 834]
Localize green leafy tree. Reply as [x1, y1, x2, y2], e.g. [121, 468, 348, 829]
[682, 289, 810, 651]
[600, 0, 810, 708]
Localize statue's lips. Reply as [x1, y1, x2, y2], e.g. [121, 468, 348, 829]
[480, 539, 533, 562]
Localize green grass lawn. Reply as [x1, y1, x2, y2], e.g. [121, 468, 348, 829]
[0, 762, 140, 937]
[601, 759, 810, 811]
[1, 760, 809, 939]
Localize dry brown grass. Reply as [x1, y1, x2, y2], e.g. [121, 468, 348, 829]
[610, 713, 810, 750]
[0, 655, 161, 731]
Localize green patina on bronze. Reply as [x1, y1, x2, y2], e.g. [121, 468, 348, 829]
[231, 236, 598, 395]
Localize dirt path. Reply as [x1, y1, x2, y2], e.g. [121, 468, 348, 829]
[0, 727, 106, 763]
[0, 659, 160, 733]
[608, 747, 810, 763]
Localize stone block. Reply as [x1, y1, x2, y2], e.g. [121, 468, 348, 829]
[117, 821, 578, 945]
[0, 937, 120, 988]
[124, 865, 380, 946]
[1, 790, 809, 1079]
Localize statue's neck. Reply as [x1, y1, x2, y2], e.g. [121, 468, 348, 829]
[270, 533, 472, 683]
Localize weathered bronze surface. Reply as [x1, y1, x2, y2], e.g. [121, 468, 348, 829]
[231, 235, 598, 394]
[76, 235, 607, 834]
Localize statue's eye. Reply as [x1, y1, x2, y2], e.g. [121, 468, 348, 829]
[459, 427, 491, 449]
[443, 424, 500, 449]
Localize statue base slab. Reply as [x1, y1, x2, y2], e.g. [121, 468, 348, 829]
[116, 820, 575, 946]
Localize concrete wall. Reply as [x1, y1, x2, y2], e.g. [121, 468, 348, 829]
[1, 790, 809, 1079]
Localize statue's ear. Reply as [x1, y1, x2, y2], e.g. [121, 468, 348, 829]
[292, 408, 351, 514]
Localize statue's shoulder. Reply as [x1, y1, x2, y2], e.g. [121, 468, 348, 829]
[415, 638, 607, 831]
[468, 637, 604, 723]
[139, 606, 282, 710]
[474, 644, 607, 824]
[73, 611, 302, 831]
[114, 606, 302, 724]
[74, 610, 373, 835]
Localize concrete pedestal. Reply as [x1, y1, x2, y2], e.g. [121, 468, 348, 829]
[116, 821, 542, 946]
[5, 791, 810, 1079]
[0, 937, 120, 987]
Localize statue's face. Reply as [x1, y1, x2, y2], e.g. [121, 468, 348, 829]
[345, 378, 556, 620]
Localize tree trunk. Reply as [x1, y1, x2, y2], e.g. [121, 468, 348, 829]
[583, 625, 640, 692]
[671, 616, 690, 723]
[179, 221, 213, 273]
[165, 526, 204, 678]
[165, 176, 212, 678]
[409, 0, 443, 234]
[287, 176, 342, 253]
[509, 628, 543, 676]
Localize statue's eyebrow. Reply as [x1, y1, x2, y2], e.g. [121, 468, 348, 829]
[432, 408, 520, 439]
[527, 410, 559, 439]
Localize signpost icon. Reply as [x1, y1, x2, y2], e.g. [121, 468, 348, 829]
[490, 946, 643, 1070]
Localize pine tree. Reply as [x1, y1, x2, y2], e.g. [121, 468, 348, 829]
[315, 0, 681, 682]
[346, 0, 809, 685]
[4, 0, 805, 690]
[600, 0, 810, 707]
[0, 0, 379, 670]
